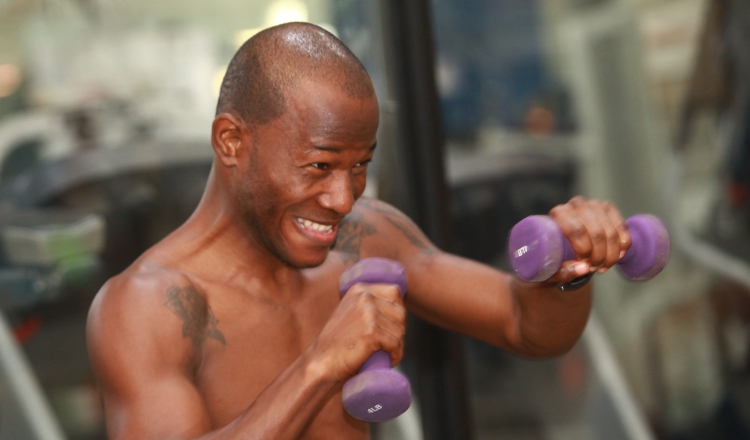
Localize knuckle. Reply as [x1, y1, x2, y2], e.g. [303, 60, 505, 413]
[549, 204, 566, 218]
[361, 306, 376, 324]
[575, 246, 592, 259]
[622, 233, 633, 247]
[364, 320, 379, 338]
[395, 306, 407, 323]
[354, 286, 365, 296]
[569, 196, 585, 207]
[569, 223, 587, 240]
[369, 284, 401, 302]
[591, 229, 606, 243]
[606, 227, 619, 242]
[621, 221, 631, 233]
[384, 285, 401, 301]
[358, 289, 375, 303]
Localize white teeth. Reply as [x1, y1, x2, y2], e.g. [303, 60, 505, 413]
[297, 218, 333, 233]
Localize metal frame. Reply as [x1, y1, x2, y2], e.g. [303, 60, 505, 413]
[378, 1, 473, 438]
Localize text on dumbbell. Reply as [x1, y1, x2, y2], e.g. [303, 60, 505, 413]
[514, 246, 528, 258]
[367, 404, 382, 413]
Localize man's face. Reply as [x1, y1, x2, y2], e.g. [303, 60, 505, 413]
[235, 79, 379, 268]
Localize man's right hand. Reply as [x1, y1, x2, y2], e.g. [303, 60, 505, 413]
[309, 283, 406, 382]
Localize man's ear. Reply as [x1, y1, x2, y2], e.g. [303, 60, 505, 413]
[211, 113, 250, 167]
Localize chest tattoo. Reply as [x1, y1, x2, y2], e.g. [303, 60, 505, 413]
[165, 286, 227, 348]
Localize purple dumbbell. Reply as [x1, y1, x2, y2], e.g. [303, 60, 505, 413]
[338, 258, 411, 422]
[508, 214, 670, 282]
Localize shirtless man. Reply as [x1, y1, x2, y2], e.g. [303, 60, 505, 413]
[86, 22, 631, 439]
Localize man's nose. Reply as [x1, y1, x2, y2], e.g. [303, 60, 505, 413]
[319, 171, 355, 215]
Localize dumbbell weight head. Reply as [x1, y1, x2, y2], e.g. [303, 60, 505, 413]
[339, 258, 411, 422]
[617, 214, 670, 280]
[507, 215, 570, 282]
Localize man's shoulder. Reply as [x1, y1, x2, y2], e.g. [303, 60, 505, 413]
[348, 197, 412, 228]
[337, 197, 437, 259]
[87, 261, 210, 394]
[357, 198, 435, 247]
[98, 262, 191, 303]
[88, 261, 198, 334]
[353, 196, 400, 214]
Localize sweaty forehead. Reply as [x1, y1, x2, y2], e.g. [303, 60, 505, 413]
[288, 81, 378, 129]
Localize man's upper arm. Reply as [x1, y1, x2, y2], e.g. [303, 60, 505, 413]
[87, 275, 213, 439]
[356, 198, 521, 351]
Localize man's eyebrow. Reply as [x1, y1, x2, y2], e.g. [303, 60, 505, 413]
[309, 145, 342, 154]
[306, 143, 377, 154]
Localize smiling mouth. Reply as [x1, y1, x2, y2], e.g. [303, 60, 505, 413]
[295, 217, 336, 234]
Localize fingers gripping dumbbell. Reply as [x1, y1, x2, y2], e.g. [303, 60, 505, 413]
[338, 258, 411, 422]
[508, 214, 670, 282]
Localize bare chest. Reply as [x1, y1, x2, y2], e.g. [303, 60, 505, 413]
[192, 280, 368, 438]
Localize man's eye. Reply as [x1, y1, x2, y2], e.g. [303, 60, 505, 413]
[355, 160, 371, 168]
[311, 163, 330, 170]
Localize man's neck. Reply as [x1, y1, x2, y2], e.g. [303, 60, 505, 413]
[179, 165, 308, 292]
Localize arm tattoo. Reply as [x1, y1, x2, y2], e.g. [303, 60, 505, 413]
[359, 199, 437, 253]
[165, 286, 227, 348]
[333, 210, 376, 264]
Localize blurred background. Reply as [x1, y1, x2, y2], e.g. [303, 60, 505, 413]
[0, 0, 748, 439]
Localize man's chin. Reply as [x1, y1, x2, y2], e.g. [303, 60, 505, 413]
[279, 248, 331, 269]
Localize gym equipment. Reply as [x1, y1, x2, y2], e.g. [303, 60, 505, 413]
[338, 258, 411, 422]
[508, 214, 670, 282]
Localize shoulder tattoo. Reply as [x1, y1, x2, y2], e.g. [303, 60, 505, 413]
[333, 210, 376, 264]
[358, 199, 437, 253]
[165, 286, 227, 348]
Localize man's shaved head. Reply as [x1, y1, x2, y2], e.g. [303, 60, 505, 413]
[216, 22, 375, 126]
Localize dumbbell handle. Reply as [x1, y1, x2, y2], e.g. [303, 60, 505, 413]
[338, 258, 411, 422]
[356, 350, 392, 371]
[339, 260, 408, 372]
[508, 214, 670, 282]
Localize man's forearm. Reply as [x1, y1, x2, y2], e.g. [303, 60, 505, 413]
[510, 276, 593, 358]
[201, 351, 338, 440]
